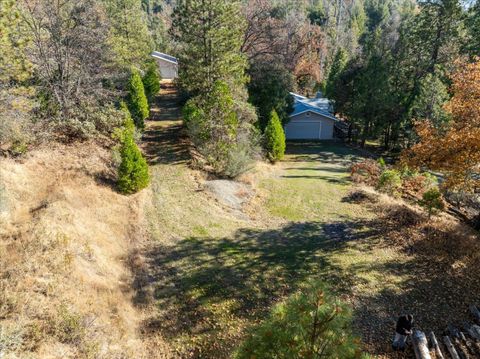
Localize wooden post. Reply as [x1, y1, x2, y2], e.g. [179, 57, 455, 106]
[463, 322, 480, 340]
[470, 305, 480, 323]
[471, 324, 480, 339]
[444, 336, 460, 359]
[412, 330, 431, 359]
[429, 332, 444, 359]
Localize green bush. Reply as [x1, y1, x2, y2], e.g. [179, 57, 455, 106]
[264, 109, 286, 162]
[420, 187, 445, 218]
[377, 157, 386, 168]
[127, 68, 149, 130]
[377, 169, 402, 196]
[142, 62, 161, 104]
[117, 108, 150, 194]
[223, 125, 260, 178]
[234, 282, 366, 359]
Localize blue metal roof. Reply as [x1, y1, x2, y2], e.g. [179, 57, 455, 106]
[290, 92, 337, 121]
[151, 51, 178, 64]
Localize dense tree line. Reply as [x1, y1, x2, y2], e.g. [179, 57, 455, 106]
[2, 0, 479, 185]
[327, 0, 480, 152]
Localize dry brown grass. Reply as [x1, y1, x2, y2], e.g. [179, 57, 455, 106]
[0, 142, 172, 358]
[352, 186, 480, 259]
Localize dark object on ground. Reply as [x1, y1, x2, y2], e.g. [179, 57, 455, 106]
[393, 314, 414, 351]
[396, 314, 414, 335]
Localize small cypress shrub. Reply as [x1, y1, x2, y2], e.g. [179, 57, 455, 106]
[142, 62, 161, 105]
[127, 68, 149, 130]
[117, 108, 150, 194]
[264, 109, 286, 162]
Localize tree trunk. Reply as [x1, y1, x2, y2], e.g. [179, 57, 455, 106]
[412, 330, 432, 359]
[444, 336, 460, 359]
[429, 332, 444, 359]
[470, 305, 480, 323]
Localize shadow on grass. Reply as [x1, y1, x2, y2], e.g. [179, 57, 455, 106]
[142, 123, 190, 165]
[280, 174, 351, 184]
[142, 86, 190, 166]
[134, 203, 480, 358]
[134, 219, 383, 357]
[285, 141, 362, 164]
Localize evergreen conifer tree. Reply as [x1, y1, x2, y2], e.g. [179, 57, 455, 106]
[102, 0, 153, 69]
[325, 48, 348, 98]
[127, 69, 149, 129]
[142, 62, 161, 104]
[170, 0, 248, 96]
[117, 106, 150, 194]
[264, 110, 286, 162]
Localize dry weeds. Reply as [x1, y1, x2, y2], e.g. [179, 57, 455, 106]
[0, 142, 170, 358]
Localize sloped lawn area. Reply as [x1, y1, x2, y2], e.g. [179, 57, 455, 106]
[139, 137, 423, 358]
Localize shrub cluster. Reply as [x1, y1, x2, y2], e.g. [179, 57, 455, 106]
[234, 282, 369, 359]
[183, 81, 259, 178]
[351, 159, 382, 186]
[377, 169, 402, 197]
[351, 159, 445, 216]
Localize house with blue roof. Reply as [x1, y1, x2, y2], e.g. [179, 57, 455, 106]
[151, 51, 178, 80]
[285, 92, 339, 140]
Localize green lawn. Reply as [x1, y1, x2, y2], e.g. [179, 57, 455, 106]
[139, 135, 414, 357]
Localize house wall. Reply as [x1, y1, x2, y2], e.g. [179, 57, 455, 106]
[155, 59, 178, 80]
[285, 112, 335, 140]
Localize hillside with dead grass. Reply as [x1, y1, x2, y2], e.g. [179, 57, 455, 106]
[0, 142, 163, 358]
[1, 84, 479, 359]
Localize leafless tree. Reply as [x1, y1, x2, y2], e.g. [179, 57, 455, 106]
[20, 0, 115, 118]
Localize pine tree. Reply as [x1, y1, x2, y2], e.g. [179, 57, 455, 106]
[264, 110, 286, 163]
[170, 0, 248, 96]
[127, 69, 149, 129]
[464, 0, 480, 58]
[102, 0, 153, 69]
[142, 61, 161, 104]
[117, 106, 150, 194]
[247, 61, 294, 132]
[325, 48, 348, 98]
[410, 73, 450, 128]
[172, 0, 259, 177]
[234, 282, 365, 359]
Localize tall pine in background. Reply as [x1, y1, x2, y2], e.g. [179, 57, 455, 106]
[172, 0, 259, 177]
[171, 0, 248, 97]
[103, 0, 153, 69]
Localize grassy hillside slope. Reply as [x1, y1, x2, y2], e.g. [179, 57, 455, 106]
[0, 143, 158, 358]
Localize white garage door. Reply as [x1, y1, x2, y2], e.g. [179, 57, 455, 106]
[285, 121, 321, 140]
